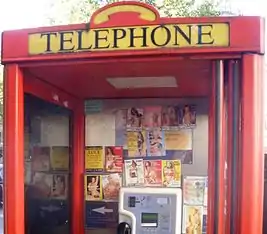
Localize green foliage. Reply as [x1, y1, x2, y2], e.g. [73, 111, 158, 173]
[87, 0, 220, 17]
[44, 0, 221, 25]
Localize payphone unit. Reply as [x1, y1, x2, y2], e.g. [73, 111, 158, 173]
[118, 187, 182, 234]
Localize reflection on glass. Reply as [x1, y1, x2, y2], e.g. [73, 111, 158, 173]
[24, 94, 71, 234]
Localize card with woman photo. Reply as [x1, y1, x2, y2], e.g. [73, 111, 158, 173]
[126, 107, 144, 129]
[32, 172, 53, 199]
[161, 106, 179, 128]
[147, 129, 166, 156]
[51, 174, 68, 200]
[178, 105, 197, 128]
[85, 175, 103, 201]
[162, 160, 181, 187]
[105, 146, 123, 173]
[102, 173, 122, 201]
[183, 176, 206, 205]
[127, 130, 146, 157]
[144, 106, 162, 128]
[144, 160, 162, 187]
[182, 205, 203, 234]
[124, 159, 144, 186]
[31, 146, 50, 172]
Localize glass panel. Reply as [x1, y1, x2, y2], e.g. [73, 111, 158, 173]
[24, 94, 71, 234]
[85, 98, 208, 234]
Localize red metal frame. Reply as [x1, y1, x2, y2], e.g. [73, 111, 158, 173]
[226, 60, 233, 234]
[1, 2, 265, 234]
[3, 64, 25, 234]
[1, 12, 264, 63]
[23, 72, 79, 109]
[217, 61, 227, 234]
[208, 61, 227, 234]
[72, 102, 85, 234]
[240, 54, 264, 234]
[208, 61, 215, 234]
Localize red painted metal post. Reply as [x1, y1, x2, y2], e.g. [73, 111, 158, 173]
[240, 54, 264, 234]
[72, 102, 85, 234]
[3, 64, 24, 234]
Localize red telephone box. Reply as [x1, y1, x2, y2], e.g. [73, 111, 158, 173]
[1, 2, 265, 234]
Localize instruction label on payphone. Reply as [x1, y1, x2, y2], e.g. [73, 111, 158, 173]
[119, 187, 182, 234]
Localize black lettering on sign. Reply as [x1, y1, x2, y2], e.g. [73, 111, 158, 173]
[128, 27, 148, 48]
[173, 25, 192, 45]
[59, 31, 75, 51]
[197, 24, 214, 45]
[112, 28, 126, 48]
[33, 23, 221, 54]
[151, 26, 171, 47]
[94, 29, 110, 49]
[77, 30, 92, 50]
[40, 32, 57, 52]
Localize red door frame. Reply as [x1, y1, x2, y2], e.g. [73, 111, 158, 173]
[3, 64, 85, 234]
[3, 64, 25, 234]
[208, 60, 227, 234]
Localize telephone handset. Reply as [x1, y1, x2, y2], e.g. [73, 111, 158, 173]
[93, 5, 157, 25]
[117, 222, 131, 234]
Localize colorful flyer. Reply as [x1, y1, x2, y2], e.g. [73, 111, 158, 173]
[32, 172, 53, 198]
[127, 130, 146, 157]
[203, 177, 208, 207]
[161, 106, 179, 127]
[115, 130, 127, 149]
[162, 160, 181, 187]
[102, 173, 122, 200]
[31, 146, 50, 172]
[144, 106, 162, 128]
[165, 150, 193, 164]
[51, 174, 68, 200]
[50, 146, 70, 171]
[202, 207, 207, 233]
[165, 129, 193, 150]
[115, 109, 127, 130]
[126, 107, 144, 128]
[124, 159, 144, 186]
[147, 129, 166, 156]
[183, 176, 206, 205]
[85, 146, 104, 172]
[85, 175, 103, 201]
[144, 160, 162, 186]
[178, 105, 197, 127]
[182, 205, 203, 234]
[105, 146, 123, 173]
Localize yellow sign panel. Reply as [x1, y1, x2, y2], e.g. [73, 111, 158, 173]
[28, 23, 229, 55]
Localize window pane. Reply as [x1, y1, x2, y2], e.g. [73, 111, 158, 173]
[24, 94, 71, 234]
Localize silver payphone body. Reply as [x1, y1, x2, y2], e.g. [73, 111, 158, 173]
[118, 187, 182, 234]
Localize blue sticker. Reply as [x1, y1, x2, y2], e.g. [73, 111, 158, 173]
[84, 100, 103, 114]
